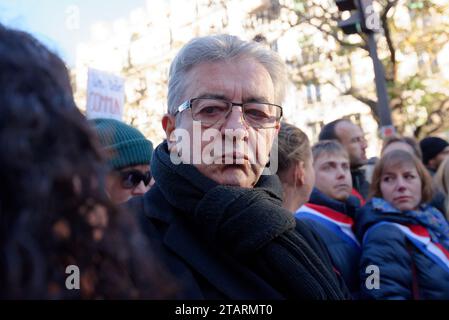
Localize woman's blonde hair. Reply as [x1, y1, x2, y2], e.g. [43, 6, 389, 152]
[369, 150, 433, 204]
[277, 122, 311, 177]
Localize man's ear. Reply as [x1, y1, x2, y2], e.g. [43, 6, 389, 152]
[162, 114, 176, 150]
[274, 122, 281, 134]
[295, 161, 306, 186]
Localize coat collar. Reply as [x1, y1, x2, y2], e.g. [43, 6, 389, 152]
[309, 188, 360, 218]
[142, 185, 283, 299]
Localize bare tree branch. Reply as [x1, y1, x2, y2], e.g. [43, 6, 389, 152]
[381, 0, 399, 81]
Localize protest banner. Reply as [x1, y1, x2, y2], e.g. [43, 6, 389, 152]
[86, 68, 125, 120]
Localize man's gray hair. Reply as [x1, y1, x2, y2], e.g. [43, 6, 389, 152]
[167, 34, 288, 115]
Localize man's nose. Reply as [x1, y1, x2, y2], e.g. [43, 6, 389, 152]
[359, 137, 368, 149]
[362, 140, 368, 150]
[132, 181, 149, 196]
[221, 106, 249, 131]
[336, 166, 346, 179]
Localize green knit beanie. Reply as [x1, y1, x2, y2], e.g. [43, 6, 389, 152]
[90, 118, 153, 170]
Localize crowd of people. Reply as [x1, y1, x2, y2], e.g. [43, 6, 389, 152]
[1, 23, 449, 300]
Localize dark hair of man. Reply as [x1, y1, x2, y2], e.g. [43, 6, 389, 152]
[318, 118, 351, 141]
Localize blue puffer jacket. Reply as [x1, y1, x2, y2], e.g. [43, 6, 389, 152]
[295, 188, 362, 298]
[355, 198, 449, 299]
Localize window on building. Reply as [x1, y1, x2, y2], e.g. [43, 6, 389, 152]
[270, 39, 278, 52]
[300, 46, 321, 65]
[431, 57, 440, 74]
[417, 51, 428, 70]
[417, 51, 439, 75]
[307, 120, 324, 141]
[306, 82, 313, 104]
[315, 83, 321, 102]
[305, 82, 322, 104]
[339, 71, 352, 92]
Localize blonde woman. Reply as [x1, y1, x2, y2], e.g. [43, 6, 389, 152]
[277, 122, 315, 212]
[356, 150, 449, 299]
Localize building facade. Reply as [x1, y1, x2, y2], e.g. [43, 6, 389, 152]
[73, 0, 449, 155]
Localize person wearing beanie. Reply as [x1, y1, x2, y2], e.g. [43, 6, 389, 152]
[420, 136, 449, 174]
[419, 137, 449, 215]
[91, 118, 154, 204]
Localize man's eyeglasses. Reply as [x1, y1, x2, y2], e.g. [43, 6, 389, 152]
[175, 98, 283, 129]
[119, 170, 152, 189]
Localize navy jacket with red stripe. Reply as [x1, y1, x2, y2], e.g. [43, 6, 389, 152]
[295, 188, 362, 298]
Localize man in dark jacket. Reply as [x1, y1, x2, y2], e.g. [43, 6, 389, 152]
[295, 140, 361, 298]
[319, 119, 370, 199]
[127, 35, 349, 299]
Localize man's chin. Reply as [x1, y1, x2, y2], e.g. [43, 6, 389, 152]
[218, 165, 261, 187]
[218, 166, 251, 186]
[333, 192, 350, 202]
[195, 163, 261, 187]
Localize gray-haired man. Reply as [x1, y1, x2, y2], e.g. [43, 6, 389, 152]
[128, 35, 349, 299]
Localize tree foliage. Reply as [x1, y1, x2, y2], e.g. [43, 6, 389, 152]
[246, 0, 449, 138]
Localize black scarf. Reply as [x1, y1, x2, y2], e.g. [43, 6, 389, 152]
[152, 141, 348, 299]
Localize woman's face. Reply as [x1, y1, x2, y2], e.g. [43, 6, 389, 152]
[380, 162, 422, 211]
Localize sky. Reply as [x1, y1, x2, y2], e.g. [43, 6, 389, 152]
[0, 0, 148, 67]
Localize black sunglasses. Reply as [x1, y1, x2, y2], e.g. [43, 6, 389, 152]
[119, 170, 152, 189]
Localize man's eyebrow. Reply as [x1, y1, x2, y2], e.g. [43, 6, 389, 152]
[194, 94, 271, 104]
[320, 160, 350, 166]
[195, 93, 228, 100]
[244, 96, 270, 103]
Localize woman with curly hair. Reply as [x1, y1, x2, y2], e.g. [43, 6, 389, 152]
[0, 25, 176, 299]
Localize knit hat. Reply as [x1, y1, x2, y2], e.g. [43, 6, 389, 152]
[90, 118, 153, 170]
[420, 136, 449, 165]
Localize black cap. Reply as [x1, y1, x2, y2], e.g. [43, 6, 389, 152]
[419, 137, 449, 165]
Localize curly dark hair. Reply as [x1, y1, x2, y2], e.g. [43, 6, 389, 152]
[0, 25, 176, 299]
